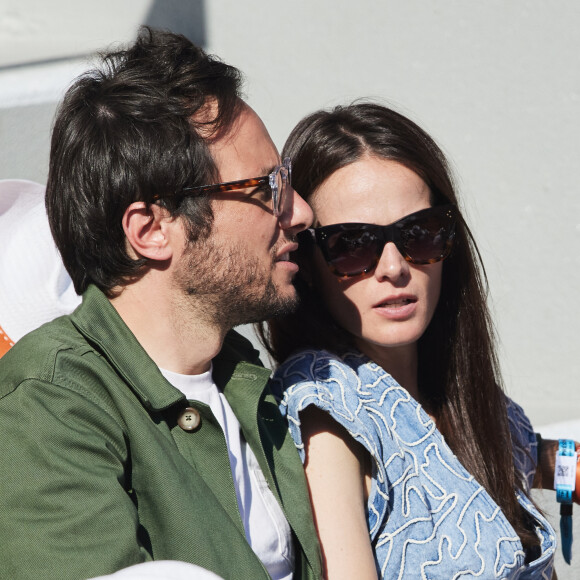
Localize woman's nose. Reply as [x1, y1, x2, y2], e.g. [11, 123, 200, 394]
[373, 242, 410, 284]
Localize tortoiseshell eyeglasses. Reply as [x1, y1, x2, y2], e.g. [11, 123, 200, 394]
[167, 157, 292, 217]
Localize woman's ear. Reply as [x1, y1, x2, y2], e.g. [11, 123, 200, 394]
[122, 202, 175, 262]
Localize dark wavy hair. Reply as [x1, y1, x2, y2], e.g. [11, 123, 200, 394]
[260, 102, 538, 548]
[46, 27, 243, 295]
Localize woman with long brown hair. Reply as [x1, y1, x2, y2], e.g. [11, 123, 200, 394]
[262, 103, 564, 579]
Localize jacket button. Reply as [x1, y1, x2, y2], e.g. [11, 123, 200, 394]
[177, 407, 201, 431]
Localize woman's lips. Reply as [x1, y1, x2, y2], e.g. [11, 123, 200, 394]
[373, 295, 417, 320]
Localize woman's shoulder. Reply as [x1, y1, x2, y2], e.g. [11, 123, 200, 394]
[272, 348, 413, 413]
[505, 395, 538, 490]
[272, 348, 398, 389]
[271, 348, 362, 410]
[274, 348, 353, 375]
[272, 349, 397, 407]
[505, 395, 534, 434]
[271, 350, 381, 450]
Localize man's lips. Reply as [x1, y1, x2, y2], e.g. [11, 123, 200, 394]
[275, 243, 299, 262]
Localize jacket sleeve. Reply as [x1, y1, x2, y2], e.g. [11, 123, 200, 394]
[0, 378, 150, 580]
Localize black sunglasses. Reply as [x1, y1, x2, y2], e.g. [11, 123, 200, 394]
[298, 204, 457, 279]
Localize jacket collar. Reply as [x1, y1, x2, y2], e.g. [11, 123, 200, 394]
[71, 285, 272, 410]
[71, 285, 186, 410]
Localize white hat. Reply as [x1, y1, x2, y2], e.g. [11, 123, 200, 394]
[0, 179, 81, 351]
[89, 561, 224, 580]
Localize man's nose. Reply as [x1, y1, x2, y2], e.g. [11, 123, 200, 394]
[278, 187, 313, 233]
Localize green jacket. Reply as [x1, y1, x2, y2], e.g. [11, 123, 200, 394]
[0, 285, 322, 580]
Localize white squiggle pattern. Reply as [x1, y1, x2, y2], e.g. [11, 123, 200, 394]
[271, 350, 556, 579]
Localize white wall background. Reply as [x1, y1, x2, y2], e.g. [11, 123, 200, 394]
[1, 2, 579, 575]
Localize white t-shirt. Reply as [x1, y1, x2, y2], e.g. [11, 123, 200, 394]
[160, 365, 294, 580]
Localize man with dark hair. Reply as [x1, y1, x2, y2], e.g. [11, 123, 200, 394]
[0, 28, 321, 580]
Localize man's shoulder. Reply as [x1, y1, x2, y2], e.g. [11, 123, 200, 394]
[0, 314, 92, 397]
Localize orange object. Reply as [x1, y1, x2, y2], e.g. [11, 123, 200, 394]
[0, 323, 15, 358]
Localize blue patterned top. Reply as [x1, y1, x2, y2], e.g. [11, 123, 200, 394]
[271, 350, 556, 579]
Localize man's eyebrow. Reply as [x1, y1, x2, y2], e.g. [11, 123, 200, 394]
[259, 163, 278, 176]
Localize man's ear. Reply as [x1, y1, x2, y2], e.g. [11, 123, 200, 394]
[122, 202, 175, 262]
